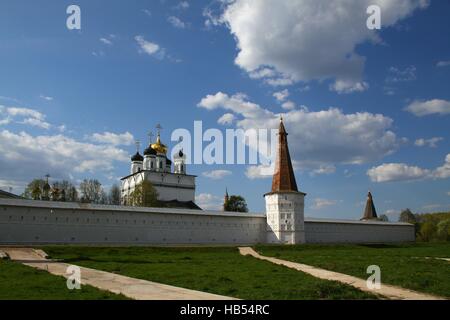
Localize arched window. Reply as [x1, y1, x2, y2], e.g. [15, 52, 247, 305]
[181, 164, 184, 173]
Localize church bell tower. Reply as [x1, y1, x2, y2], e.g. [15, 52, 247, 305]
[264, 118, 306, 244]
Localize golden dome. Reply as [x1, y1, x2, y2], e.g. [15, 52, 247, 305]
[151, 135, 168, 154]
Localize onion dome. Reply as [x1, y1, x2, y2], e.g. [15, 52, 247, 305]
[151, 134, 168, 154]
[178, 150, 184, 157]
[144, 145, 157, 156]
[131, 152, 144, 162]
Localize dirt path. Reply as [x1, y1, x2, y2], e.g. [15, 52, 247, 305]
[1, 248, 235, 300]
[239, 247, 446, 300]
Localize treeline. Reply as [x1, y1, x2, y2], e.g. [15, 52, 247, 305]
[22, 179, 121, 205]
[399, 209, 450, 242]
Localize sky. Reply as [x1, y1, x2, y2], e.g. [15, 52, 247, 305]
[0, 0, 449, 220]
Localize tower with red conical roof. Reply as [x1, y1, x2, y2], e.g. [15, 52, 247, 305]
[264, 118, 306, 244]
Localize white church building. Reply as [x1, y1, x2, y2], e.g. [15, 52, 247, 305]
[120, 127, 198, 209]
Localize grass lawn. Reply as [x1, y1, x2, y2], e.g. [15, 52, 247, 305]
[0, 259, 126, 300]
[44, 246, 378, 300]
[255, 242, 450, 298]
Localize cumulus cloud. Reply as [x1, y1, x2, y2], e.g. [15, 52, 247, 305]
[174, 1, 189, 10]
[0, 106, 51, 129]
[273, 89, 289, 102]
[195, 193, 222, 210]
[414, 137, 443, 148]
[135, 35, 164, 58]
[217, 113, 236, 125]
[367, 153, 450, 182]
[89, 131, 135, 146]
[168, 16, 186, 29]
[202, 169, 232, 180]
[214, 0, 428, 92]
[405, 99, 450, 117]
[0, 130, 130, 188]
[198, 92, 401, 173]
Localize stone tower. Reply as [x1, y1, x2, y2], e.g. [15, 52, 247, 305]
[264, 118, 306, 244]
[361, 191, 378, 220]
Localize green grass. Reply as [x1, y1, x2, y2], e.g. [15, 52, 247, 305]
[255, 242, 450, 298]
[43, 246, 377, 300]
[0, 259, 127, 300]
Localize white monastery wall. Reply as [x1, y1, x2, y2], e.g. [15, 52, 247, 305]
[0, 199, 414, 245]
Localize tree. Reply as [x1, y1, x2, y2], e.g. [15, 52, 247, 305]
[109, 184, 121, 205]
[129, 180, 159, 207]
[436, 219, 450, 241]
[53, 180, 78, 202]
[419, 221, 437, 242]
[399, 209, 416, 224]
[50, 185, 60, 201]
[224, 195, 248, 213]
[22, 179, 46, 200]
[79, 179, 104, 204]
[378, 214, 389, 222]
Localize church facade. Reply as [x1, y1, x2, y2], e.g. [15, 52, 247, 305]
[120, 128, 197, 208]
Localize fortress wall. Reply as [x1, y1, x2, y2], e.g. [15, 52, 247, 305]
[0, 199, 415, 245]
[304, 219, 415, 243]
[0, 199, 266, 245]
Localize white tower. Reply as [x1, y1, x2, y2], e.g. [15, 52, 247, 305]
[173, 150, 186, 174]
[130, 141, 144, 174]
[143, 132, 157, 171]
[265, 119, 306, 244]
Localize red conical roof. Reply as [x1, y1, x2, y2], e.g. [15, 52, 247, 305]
[270, 119, 298, 193]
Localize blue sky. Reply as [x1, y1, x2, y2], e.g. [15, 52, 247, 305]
[0, 0, 449, 219]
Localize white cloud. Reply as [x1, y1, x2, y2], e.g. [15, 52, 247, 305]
[1, 106, 52, 130]
[281, 101, 296, 110]
[198, 92, 401, 172]
[367, 154, 450, 182]
[385, 65, 417, 83]
[367, 163, 429, 183]
[0, 130, 130, 187]
[22, 117, 51, 129]
[311, 198, 339, 210]
[89, 131, 134, 146]
[135, 35, 163, 58]
[405, 99, 450, 116]
[202, 170, 232, 180]
[168, 16, 186, 29]
[311, 165, 336, 176]
[100, 38, 113, 45]
[174, 1, 190, 10]
[142, 9, 152, 17]
[245, 165, 274, 180]
[414, 137, 443, 148]
[447, 191, 450, 196]
[215, 0, 428, 92]
[195, 193, 222, 210]
[39, 94, 54, 101]
[273, 89, 289, 102]
[437, 61, 450, 67]
[217, 113, 236, 125]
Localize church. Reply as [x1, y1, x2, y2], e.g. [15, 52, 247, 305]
[120, 126, 199, 209]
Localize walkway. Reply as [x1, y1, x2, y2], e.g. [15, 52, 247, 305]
[1, 248, 235, 300]
[239, 247, 445, 300]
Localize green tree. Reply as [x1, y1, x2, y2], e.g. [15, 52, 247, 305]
[399, 209, 416, 224]
[79, 179, 104, 204]
[129, 181, 159, 207]
[22, 179, 46, 200]
[419, 221, 437, 242]
[108, 184, 121, 205]
[53, 180, 78, 202]
[224, 195, 248, 213]
[436, 219, 450, 241]
[378, 214, 389, 222]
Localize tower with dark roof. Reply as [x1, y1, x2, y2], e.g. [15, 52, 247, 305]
[361, 192, 378, 220]
[264, 118, 306, 244]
